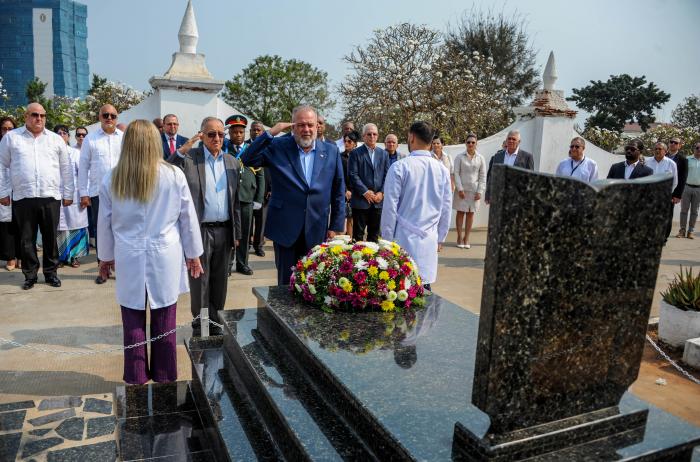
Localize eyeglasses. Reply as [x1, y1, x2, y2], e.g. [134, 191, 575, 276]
[101, 113, 118, 120]
[507, 137, 518, 141]
[206, 131, 225, 139]
[466, 141, 476, 145]
[625, 147, 639, 152]
[29, 112, 46, 119]
[569, 145, 583, 149]
[75, 133, 87, 138]
[669, 140, 679, 144]
[57, 130, 68, 135]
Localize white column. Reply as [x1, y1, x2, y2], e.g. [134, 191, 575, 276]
[32, 8, 54, 98]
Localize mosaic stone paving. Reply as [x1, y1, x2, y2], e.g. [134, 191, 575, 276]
[0, 393, 117, 461]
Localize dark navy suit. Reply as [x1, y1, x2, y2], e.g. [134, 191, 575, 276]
[606, 161, 653, 180]
[161, 133, 188, 160]
[241, 133, 346, 284]
[348, 144, 389, 242]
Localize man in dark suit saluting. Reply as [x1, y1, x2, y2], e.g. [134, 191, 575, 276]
[607, 139, 653, 180]
[485, 129, 534, 204]
[241, 105, 346, 285]
[161, 114, 188, 160]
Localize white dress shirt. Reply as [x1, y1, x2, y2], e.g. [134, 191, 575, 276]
[555, 156, 599, 183]
[78, 127, 123, 197]
[624, 161, 638, 180]
[504, 148, 519, 167]
[0, 126, 74, 201]
[645, 156, 678, 192]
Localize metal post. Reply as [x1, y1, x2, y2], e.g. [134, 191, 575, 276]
[201, 307, 210, 337]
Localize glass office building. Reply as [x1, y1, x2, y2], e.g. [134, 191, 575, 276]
[0, 0, 89, 106]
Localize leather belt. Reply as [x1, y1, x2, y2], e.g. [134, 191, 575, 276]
[201, 220, 231, 227]
[687, 184, 700, 188]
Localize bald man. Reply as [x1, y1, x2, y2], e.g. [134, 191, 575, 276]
[78, 104, 124, 284]
[0, 103, 74, 289]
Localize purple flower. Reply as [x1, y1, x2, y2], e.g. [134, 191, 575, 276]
[340, 260, 354, 274]
[354, 271, 367, 284]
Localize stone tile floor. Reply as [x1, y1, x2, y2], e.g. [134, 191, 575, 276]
[0, 227, 698, 437]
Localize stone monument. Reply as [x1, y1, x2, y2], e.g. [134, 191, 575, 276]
[454, 165, 677, 459]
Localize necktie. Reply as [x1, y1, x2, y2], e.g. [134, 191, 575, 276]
[169, 137, 175, 154]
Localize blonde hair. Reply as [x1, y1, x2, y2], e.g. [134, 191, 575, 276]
[111, 119, 165, 203]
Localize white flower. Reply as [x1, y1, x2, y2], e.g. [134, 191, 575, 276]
[317, 262, 325, 272]
[324, 296, 337, 306]
[387, 291, 398, 301]
[295, 284, 302, 293]
[338, 277, 350, 286]
[397, 290, 408, 301]
[355, 260, 368, 270]
[309, 284, 317, 295]
[352, 251, 363, 261]
[363, 242, 379, 251]
[378, 239, 393, 249]
[328, 240, 345, 246]
[376, 257, 389, 270]
[404, 278, 412, 289]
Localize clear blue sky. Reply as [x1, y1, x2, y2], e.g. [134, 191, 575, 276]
[82, 0, 699, 125]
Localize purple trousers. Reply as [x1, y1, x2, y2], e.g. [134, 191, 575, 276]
[121, 303, 177, 385]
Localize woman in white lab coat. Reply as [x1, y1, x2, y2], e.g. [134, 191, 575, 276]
[97, 120, 203, 385]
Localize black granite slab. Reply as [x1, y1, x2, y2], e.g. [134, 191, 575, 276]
[38, 396, 83, 411]
[21, 436, 64, 458]
[28, 408, 76, 427]
[54, 416, 84, 440]
[0, 409, 25, 431]
[249, 286, 700, 461]
[46, 440, 118, 461]
[135, 449, 216, 461]
[83, 397, 113, 415]
[0, 432, 22, 461]
[29, 428, 52, 436]
[86, 416, 116, 439]
[0, 400, 35, 412]
[115, 381, 195, 419]
[118, 410, 207, 461]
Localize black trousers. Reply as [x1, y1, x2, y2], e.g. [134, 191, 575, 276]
[352, 207, 382, 242]
[252, 203, 267, 249]
[666, 201, 675, 238]
[274, 231, 307, 286]
[235, 202, 254, 267]
[90, 195, 100, 257]
[0, 217, 21, 261]
[13, 197, 61, 280]
[189, 224, 232, 323]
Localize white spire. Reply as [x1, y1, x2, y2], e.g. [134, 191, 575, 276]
[178, 0, 198, 54]
[543, 51, 557, 91]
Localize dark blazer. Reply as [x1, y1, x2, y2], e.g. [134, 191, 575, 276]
[606, 161, 654, 180]
[161, 133, 188, 159]
[348, 144, 390, 209]
[485, 149, 535, 202]
[240, 133, 346, 248]
[167, 147, 242, 242]
[668, 153, 688, 199]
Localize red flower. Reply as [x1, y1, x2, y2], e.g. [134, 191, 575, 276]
[354, 271, 367, 284]
[388, 268, 399, 278]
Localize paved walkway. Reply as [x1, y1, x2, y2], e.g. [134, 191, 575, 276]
[1, 227, 699, 427]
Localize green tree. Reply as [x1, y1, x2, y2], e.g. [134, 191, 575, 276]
[88, 74, 108, 95]
[671, 94, 700, 131]
[25, 77, 49, 105]
[222, 55, 334, 126]
[567, 74, 670, 132]
[444, 8, 540, 108]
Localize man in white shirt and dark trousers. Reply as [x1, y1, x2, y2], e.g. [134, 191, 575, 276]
[0, 103, 74, 289]
[555, 137, 598, 182]
[78, 104, 123, 284]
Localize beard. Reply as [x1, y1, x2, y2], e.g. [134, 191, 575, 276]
[294, 133, 315, 149]
[624, 153, 638, 162]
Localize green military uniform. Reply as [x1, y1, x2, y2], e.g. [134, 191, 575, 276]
[234, 145, 265, 270]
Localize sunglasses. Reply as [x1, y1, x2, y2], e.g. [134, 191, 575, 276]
[466, 141, 476, 145]
[669, 140, 679, 144]
[625, 147, 639, 152]
[57, 131, 69, 135]
[101, 113, 118, 120]
[569, 145, 583, 149]
[76, 133, 87, 138]
[29, 112, 46, 119]
[206, 131, 225, 139]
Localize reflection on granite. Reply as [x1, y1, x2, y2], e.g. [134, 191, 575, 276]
[249, 286, 700, 460]
[54, 416, 85, 440]
[86, 416, 116, 439]
[0, 432, 21, 460]
[0, 400, 34, 412]
[83, 397, 113, 415]
[28, 408, 76, 427]
[38, 396, 83, 411]
[46, 440, 117, 461]
[119, 410, 205, 461]
[115, 381, 194, 419]
[21, 436, 64, 458]
[0, 409, 25, 431]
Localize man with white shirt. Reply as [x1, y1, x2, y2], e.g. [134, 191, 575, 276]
[78, 104, 123, 284]
[485, 129, 534, 204]
[679, 142, 700, 239]
[0, 103, 74, 290]
[647, 142, 678, 240]
[555, 137, 598, 183]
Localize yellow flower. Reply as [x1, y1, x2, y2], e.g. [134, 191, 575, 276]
[339, 330, 350, 341]
[362, 247, 377, 255]
[367, 266, 378, 277]
[342, 282, 353, 292]
[416, 276, 422, 285]
[379, 271, 389, 280]
[381, 300, 395, 312]
[405, 261, 413, 270]
[304, 259, 313, 269]
[300, 272, 306, 282]
[387, 280, 396, 290]
[318, 247, 327, 254]
[391, 248, 399, 256]
[331, 245, 343, 255]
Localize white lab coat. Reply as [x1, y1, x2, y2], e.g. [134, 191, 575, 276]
[97, 163, 203, 309]
[0, 166, 10, 222]
[381, 151, 452, 284]
[58, 147, 88, 231]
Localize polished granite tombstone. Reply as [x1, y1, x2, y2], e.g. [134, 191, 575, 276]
[454, 166, 676, 458]
[185, 287, 700, 461]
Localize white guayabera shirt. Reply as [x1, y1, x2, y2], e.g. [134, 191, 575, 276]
[645, 156, 678, 192]
[78, 127, 123, 197]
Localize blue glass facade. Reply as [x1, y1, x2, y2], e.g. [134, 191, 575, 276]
[0, 0, 89, 106]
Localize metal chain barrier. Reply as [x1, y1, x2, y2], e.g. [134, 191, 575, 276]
[0, 314, 226, 357]
[646, 335, 700, 386]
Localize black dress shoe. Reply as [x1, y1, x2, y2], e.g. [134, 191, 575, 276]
[95, 276, 107, 285]
[22, 279, 37, 290]
[254, 247, 265, 257]
[45, 276, 61, 288]
[236, 264, 253, 275]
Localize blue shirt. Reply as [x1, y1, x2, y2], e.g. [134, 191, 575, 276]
[202, 146, 229, 222]
[298, 141, 316, 185]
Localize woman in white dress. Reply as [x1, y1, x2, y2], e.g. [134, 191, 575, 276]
[98, 120, 203, 384]
[431, 135, 454, 192]
[452, 133, 486, 249]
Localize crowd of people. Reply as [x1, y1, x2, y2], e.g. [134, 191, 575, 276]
[1, 101, 698, 385]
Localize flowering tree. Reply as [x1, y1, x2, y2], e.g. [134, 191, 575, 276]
[0, 76, 8, 101]
[671, 95, 700, 132]
[639, 125, 700, 157]
[582, 126, 624, 153]
[85, 75, 147, 119]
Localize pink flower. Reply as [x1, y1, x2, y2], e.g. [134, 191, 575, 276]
[401, 264, 411, 276]
[354, 271, 367, 284]
[340, 260, 354, 274]
[388, 268, 399, 278]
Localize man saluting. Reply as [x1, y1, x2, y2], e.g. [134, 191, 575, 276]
[241, 105, 346, 285]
